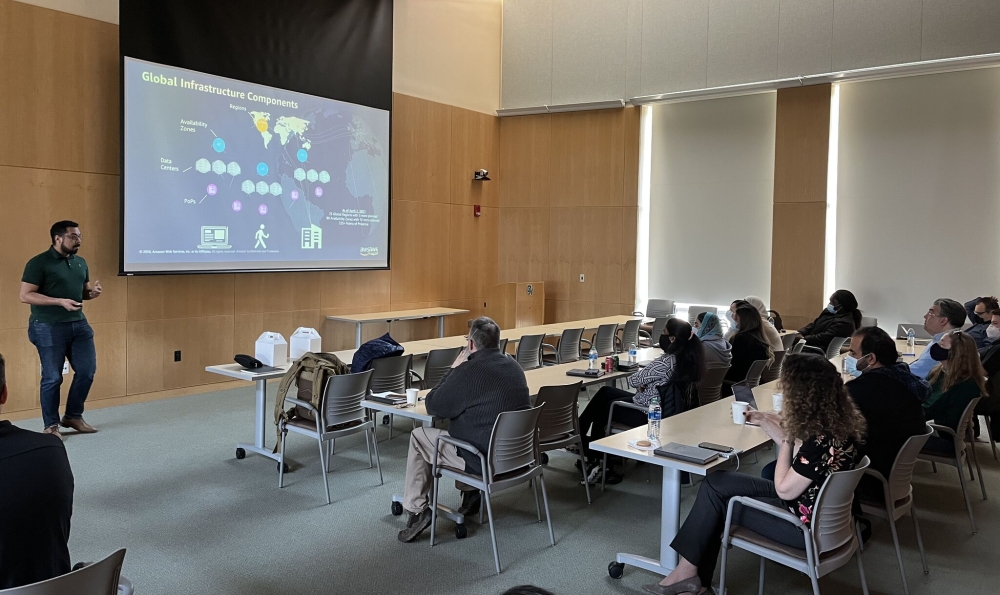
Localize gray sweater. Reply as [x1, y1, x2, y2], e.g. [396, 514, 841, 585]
[425, 348, 530, 475]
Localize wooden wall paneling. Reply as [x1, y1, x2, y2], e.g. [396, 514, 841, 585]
[234, 313, 265, 355]
[380, 301, 442, 342]
[447, 204, 499, 300]
[161, 316, 234, 390]
[0, 0, 118, 174]
[0, 327, 42, 413]
[389, 200, 451, 304]
[774, 84, 831, 203]
[0, 166, 123, 330]
[391, 93, 452, 203]
[498, 115, 551, 207]
[125, 320, 164, 395]
[549, 110, 625, 207]
[622, 106, 641, 207]
[451, 107, 500, 207]
[126, 275, 235, 321]
[770, 202, 826, 330]
[260, 310, 325, 346]
[545, 207, 585, 302]
[320, 306, 390, 351]
[256, 272, 323, 313]
[545, 299, 595, 324]
[78, 173, 127, 325]
[234, 274, 264, 315]
[620, 206, 638, 309]
[319, 270, 391, 309]
[441, 297, 486, 336]
[590, 207, 624, 305]
[497, 207, 550, 283]
[86, 321, 127, 401]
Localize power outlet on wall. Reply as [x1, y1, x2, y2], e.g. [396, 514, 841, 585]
[174, 350, 182, 362]
[579, 274, 585, 283]
[40, 361, 70, 375]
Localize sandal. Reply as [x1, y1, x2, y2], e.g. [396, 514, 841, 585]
[641, 576, 702, 595]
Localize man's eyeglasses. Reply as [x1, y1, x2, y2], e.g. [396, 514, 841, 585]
[63, 234, 82, 241]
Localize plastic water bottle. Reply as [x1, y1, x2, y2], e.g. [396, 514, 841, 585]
[906, 328, 916, 356]
[647, 395, 662, 444]
[589, 346, 599, 370]
[629, 342, 638, 364]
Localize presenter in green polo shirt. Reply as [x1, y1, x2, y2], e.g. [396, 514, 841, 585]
[19, 221, 103, 439]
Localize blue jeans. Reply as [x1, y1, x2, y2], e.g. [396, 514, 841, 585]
[27, 319, 96, 428]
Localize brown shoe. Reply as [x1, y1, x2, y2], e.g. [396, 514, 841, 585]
[43, 425, 64, 441]
[60, 417, 98, 433]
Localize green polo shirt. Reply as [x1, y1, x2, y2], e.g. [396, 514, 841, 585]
[21, 247, 89, 324]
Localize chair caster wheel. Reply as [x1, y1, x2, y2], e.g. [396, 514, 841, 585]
[455, 524, 468, 539]
[277, 462, 290, 473]
[391, 501, 403, 516]
[540, 452, 549, 465]
[382, 415, 390, 425]
[608, 561, 624, 579]
[236, 448, 246, 460]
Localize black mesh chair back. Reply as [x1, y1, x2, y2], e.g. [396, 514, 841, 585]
[515, 334, 545, 371]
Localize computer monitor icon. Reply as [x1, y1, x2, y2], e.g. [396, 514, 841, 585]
[198, 226, 231, 249]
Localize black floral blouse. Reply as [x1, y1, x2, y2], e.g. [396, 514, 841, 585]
[787, 434, 857, 525]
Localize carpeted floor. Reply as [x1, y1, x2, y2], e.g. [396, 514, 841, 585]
[9, 385, 998, 595]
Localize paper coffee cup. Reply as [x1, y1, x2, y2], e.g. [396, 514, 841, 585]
[732, 401, 750, 425]
[406, 388, 419, 405]
[772, 393, 784, 412]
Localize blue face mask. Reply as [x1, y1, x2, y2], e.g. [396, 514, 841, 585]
[725, 310, 737, 330]
[825, 304, 837, 314]
[843, 355, 862, 378]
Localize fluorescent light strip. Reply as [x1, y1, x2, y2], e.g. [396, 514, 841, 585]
[824, 84, 841, 301]
[496, 99, 625, 117]
[634, 105, 653, 313]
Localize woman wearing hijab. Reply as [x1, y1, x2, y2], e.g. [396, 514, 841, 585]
[744, 295, 784, 353]
[696, 312, 732, 368]
[798, 289, 862, 351]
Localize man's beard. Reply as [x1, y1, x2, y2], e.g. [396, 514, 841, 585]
[63, 245, 80, 254]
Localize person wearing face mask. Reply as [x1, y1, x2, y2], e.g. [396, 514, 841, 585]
[723, 303, 773, 394]
[908, 298, 967, 379]
[797, 289, 862, 352]
[744, 295, 784, 354]
[723, 300, 749, 341]
[842, 327, 929, 495]
[578, 319, 703, 484]
[920, 332, 988, 454]
[964, 296, 999, 349]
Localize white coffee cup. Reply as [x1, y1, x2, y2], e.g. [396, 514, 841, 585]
[732, 401, 750, 425]
[771, 392, 784, 412]
[406, 388, 419, 406]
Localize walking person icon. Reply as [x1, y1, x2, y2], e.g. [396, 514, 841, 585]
[255, 224, 269, 249]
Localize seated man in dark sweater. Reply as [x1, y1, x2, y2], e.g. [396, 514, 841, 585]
[397, 317, 530, 543]
[0, 353, 76, 588]
[845, 327, 929, 498]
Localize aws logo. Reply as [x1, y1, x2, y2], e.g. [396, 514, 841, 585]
[360, 247, 379, 257]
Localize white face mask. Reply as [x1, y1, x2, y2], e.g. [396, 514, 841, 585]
[988, 325, 1000, 340]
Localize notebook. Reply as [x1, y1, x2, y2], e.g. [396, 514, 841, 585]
[368, 391, 407, 405]
[653, 442, 720, 465]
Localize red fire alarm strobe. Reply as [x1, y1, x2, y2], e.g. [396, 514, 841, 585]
[474, 205, 481, 217]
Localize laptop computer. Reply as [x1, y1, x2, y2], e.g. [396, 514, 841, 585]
[896, 324, 934, 343]
[567, 368, 605, 378]
[732, 384, 758, 410]
[654, 442, 720, 465]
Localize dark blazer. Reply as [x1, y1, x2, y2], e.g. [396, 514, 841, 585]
[0, 421, 74, 589]
[846, 367, 928, 481]
[798, 310, 857, 350]
[725, 333, 771, 385]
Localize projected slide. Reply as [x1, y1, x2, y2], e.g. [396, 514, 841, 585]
[122, 58, 389, 273]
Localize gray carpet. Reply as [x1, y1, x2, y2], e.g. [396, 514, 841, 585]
[10, 386, 998, 595]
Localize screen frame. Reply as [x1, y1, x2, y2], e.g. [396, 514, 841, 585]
[118, 56, 392, 276]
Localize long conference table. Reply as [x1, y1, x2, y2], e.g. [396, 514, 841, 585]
[590, 338, 927, 580]
[205, 314, 645, 465]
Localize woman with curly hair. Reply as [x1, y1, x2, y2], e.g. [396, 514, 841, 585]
[642, 353, 866, 595]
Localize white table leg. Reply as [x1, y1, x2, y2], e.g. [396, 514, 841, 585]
[612, 466, 680, 576]
[355, 322, 363, 348]
[438, 315, 445, 337]
[236, 378, 281, 463]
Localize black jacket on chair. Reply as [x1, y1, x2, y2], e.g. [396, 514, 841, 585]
[798, 310, 857, 350]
